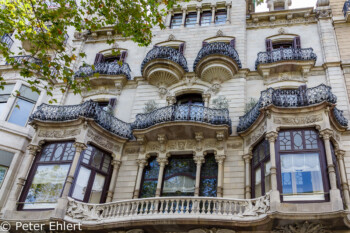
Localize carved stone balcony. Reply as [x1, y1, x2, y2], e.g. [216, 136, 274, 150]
[132, 104, 231, 139]
[193, 42, 242, 83]
[1, 34, 14, 50]
[237, 84, 347, 132]
[344, 0, 350, 22]
[75, 62, 131, 81]
[255, 48, 317, 78]
[65, 194, 270, 228]
[141, 46, 189, 88]
[30, 100, 133, 139]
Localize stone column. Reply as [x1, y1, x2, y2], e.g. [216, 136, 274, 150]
[320, 129, 343, 210]
[243, 153, 253, 199]
[211, 5, 215, 25]
[61, 142, 87, 198]
[215, 154, 225, 197]
[266, 132, 278, 192]
[196, 6, 201, 26]
[166, 10, 173, 28]
[194, 155, 205, 196]
[225, 3, 231, 24]
[181, 7, 187, 28]
[202, 94, 210, 107]
[336, 150, 350, 208]
[133, 158, 148, 198]
[155, 157, 168, 197]
[107, 159, 122, 202]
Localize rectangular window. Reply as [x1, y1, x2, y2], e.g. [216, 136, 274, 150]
[0, 84, 15, 116]
[7, 85, 40, 126]
[200, 11, 212, 26]
[0, 166, 8, 188]
[215, 9, 227, 25]
[280, 153, 324, 201]
[185, 12, 197, 28]
[0, 149, 14, 188]
[170, 14, 182, 29]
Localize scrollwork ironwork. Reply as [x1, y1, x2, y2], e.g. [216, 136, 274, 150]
[75, 62, 131, 80]
[1, 34, 14, 49]
[344, 0, 350, 17]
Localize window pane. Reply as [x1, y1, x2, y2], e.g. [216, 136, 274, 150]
[89, 173, 106, 203]
[92, 150, 103, 169]
[200, 12, 212, 26]
[293, 131, 304, 150]
[281, 153, 324, 201]
[215, 10, 227, 25]
[279, 131, 291, 150]
[40, 143, 55, 162]
[72, 166, 91, 201]
[62, 142, 75, 161]
[19, 85, 40, 101]
[82, 146, 93, 164]
[200, 154, 218, 197]
[102, 155, 111, 173]
[140, 157, 159, 198]
[8, 98, 35, 126]
[255, 168, 262, 197]
[305, 130, 318, 149]
[0, 84, 15, 95]
[264, 161, 271, 193]
[171, 14, 182, 29]
[0, 165, 8, 188]
[185, 12, 197, 27]
[24, 164, 70, 209]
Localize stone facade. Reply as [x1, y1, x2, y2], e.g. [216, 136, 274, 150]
[1, 0, 350, 232]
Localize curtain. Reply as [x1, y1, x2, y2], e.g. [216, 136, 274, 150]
[163, 176, 195, 194]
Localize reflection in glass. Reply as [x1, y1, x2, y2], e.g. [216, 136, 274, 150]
[89, 173, 105, 203]
[199, 154, 218, 197]
[140, 157, 159, 198]
[0, 165, 8, 188]
[72, 167, 91, 201]
[8, 99, 35, 126]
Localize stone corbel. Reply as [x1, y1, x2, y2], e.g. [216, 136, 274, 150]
[158, 134, 167, 153]
[216, 131, 225, 151]
[195, 132, 204, 152]
[166, 95, 176, 106]
[158, 83, 169, 97]
[136, 135, 148, 154]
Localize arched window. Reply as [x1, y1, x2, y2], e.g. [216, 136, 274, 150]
[252, 139, 270, 198]
[139, 157, 159, 198]
[276, 129, 329, 202]
[200, 154, 218, 197]
[162, 155, 196, 196]
[19, 142, 76, 209]
[71, 145, 112, 203]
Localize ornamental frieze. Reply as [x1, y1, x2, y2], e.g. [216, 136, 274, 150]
[38, 129, 81, 138]
[246, 121, 267, 147]
[124, 147, 140, 154]
[247, 17, 316, 29]
[273, 221, 332, 233]
[273, 114, 323, 125]
[188, 229, 235, 233]
[227, 142, 243, 150]
[87, 130, 121, 152]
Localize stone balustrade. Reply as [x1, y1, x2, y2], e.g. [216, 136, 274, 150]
[65, 193, 270, 223]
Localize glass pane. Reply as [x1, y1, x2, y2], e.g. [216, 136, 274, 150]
[0, 165, 8, 187]
[0, 84, 15, 95]
[140, 157, 159, 198]
[255, 168, 262, 197]
[215, 11, 227, 25]
[185, 13, 197, 27]
[24, 164, 70, 209]
[62, 142, 75, 161]
[293, 131, 304, 150]
[279, 131, 291, 150]
[19, 85, 40, 101]
[82, 146, 93, 164]
[71, 166, 91, 201]
[92, 150, 103, 169]
[200, 154, 218, 197]
[40, 143, 55, 162]
[280, 153, 324, 201]
[8, 99, 35, 126]
[0, 100, 8, 115]
[171, 14, 182, 29]
[264, 161, 271, 193]
[305, 130, 318, 149]
[89, 173, 106, 203]
[102, 155, 111, 173]
[200, 12, 212, 26]
[52, 144, 64, 161]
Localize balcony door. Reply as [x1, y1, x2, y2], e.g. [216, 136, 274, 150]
[175, 93, 204, 121]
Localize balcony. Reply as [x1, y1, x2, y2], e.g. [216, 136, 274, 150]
[75, 62, 131, 81]
[237, 84, 347, 132]
[255, 48, 317, 78]
[1, 34, 14, 50]
[65, 194, 270, 228]
[6, 55, 42, 65]
[141, 46, 188, 88]
[193, 42, 242, 83]
[344, 0, 350, 22]
[30, 100, 133, 139]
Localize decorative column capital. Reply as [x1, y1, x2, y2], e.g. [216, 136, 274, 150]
[266, 131, 278, 143]
[136, 158, 148, 168]
[193, 155, 205, 165]
[166, 96, 176, 105]
[336, 150, 346, 161]
[215, 154, 226, 164]
[112, 159, 122, 167]
[319, 129, 333, 140]
[158, 134, 167, 153]
[73, 142, 87, 153]
[156, 157, 168, 166]
[242, 153, 253, 163]
[27, 144, 41, 156]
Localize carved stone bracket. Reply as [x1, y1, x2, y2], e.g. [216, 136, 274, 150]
[266, 131, 278, 142]
[158, 134, 167, 153]
[73, 142, 87, 153]
[195, 132, 204, 152]
[27, 144, 41, 156]
[273, 221, 332, 233]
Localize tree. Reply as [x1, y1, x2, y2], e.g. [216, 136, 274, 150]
[0, 0, 183, 102]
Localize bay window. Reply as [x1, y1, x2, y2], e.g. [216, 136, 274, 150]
[0, 150, 14, 188]
[252, 140, 271, 198]
[19, 142, 76, 210]
[139, 156, 159, 198]
[276, 129, 329, 202]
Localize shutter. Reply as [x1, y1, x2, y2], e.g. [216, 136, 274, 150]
[179, 43, 185, 54]
[108, 98, 117, 109]
[230, 38, 236, 48]
[293, 36, 301, 49]
[121, 51, 128, 62]
[202, 41, 208, 47]
[265, 39, 272, 52]
[94, 53, 105, 64]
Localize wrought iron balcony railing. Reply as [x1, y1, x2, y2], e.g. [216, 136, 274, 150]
[132, 104, 232, 132]
[255, 48, 317, 70]
[6, 55, 42, 65]
[75, 62, 131, 80]
[193, 42, 242, 71]
[66, 193, 270, 222]
[30, 100, 133, 139]
[141, 46, 189, 74]
[344, 0, 350, 17]
[237, 84, 347, 132]
[1, 34, 14, 49]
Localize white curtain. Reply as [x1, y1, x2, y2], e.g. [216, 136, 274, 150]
[163, 176, 195, 193]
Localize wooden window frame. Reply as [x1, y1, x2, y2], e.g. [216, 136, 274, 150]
[251, 139, 270, 198]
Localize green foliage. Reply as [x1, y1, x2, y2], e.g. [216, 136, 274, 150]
[245, 98, 258, 114]
[0, 0, 185, 103]
[143, 100, 159, 113]
[211, 96, 230, 109]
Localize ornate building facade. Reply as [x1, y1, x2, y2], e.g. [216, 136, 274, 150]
[0, 0, 350, 232]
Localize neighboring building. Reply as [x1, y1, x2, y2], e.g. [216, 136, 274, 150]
[1, 0, 350, 232]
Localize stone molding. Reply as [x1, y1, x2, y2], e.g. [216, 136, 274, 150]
[273, 221, 332, 233]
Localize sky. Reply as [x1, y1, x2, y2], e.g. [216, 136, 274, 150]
[256, 0, 317, 12]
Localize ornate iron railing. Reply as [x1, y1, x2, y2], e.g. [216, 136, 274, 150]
[193, 42, 242, 71]
[6, 55, 42, 65]
[1, 34, 14, 49]
[30, 100, 133, 139]
[75, 62, 131, 80]
[132, 104, 232, 132]
[237, 84, 346, 132]
[255, 48, 317, 69]
[344, 0, 350, 17]
[65, 193, 270, 222]
[141, 46, 189, 74]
